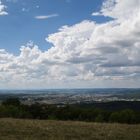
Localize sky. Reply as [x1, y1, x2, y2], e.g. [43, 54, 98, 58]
[0, 0, 107, 54]
[0, 0, 140, 89]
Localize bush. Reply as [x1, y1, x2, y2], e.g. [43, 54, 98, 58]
[95, 114, 104, 122]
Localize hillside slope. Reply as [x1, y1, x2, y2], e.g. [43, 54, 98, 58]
[0, 118, 140, 140]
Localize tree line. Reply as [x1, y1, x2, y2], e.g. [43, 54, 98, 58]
[0, 98, 140, 124]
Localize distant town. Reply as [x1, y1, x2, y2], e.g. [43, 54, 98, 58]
[0, 89, 140, 105]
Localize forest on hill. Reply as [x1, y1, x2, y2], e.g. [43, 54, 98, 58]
[0, 98, 140, 124]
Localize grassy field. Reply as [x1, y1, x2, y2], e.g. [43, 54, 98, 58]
[0, 118, 140, 140]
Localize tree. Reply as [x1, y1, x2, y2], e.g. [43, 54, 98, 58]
[2, 98, 21, 106]
[109, 109, 135, 123]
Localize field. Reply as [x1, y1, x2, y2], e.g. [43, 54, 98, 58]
[0, 119, 140, 140]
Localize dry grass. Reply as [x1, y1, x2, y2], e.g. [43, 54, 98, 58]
[0, 118, 140, 140]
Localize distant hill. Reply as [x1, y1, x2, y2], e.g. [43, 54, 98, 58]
[0, 118, 140, 140]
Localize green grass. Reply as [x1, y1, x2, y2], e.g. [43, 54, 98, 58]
[0, 118, 140, 140]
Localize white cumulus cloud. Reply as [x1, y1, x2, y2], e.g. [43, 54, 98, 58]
[0, 0, 140, 88]
[0, 0, 8, 15]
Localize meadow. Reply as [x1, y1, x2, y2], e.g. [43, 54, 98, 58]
[0, 118, 140, 140]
